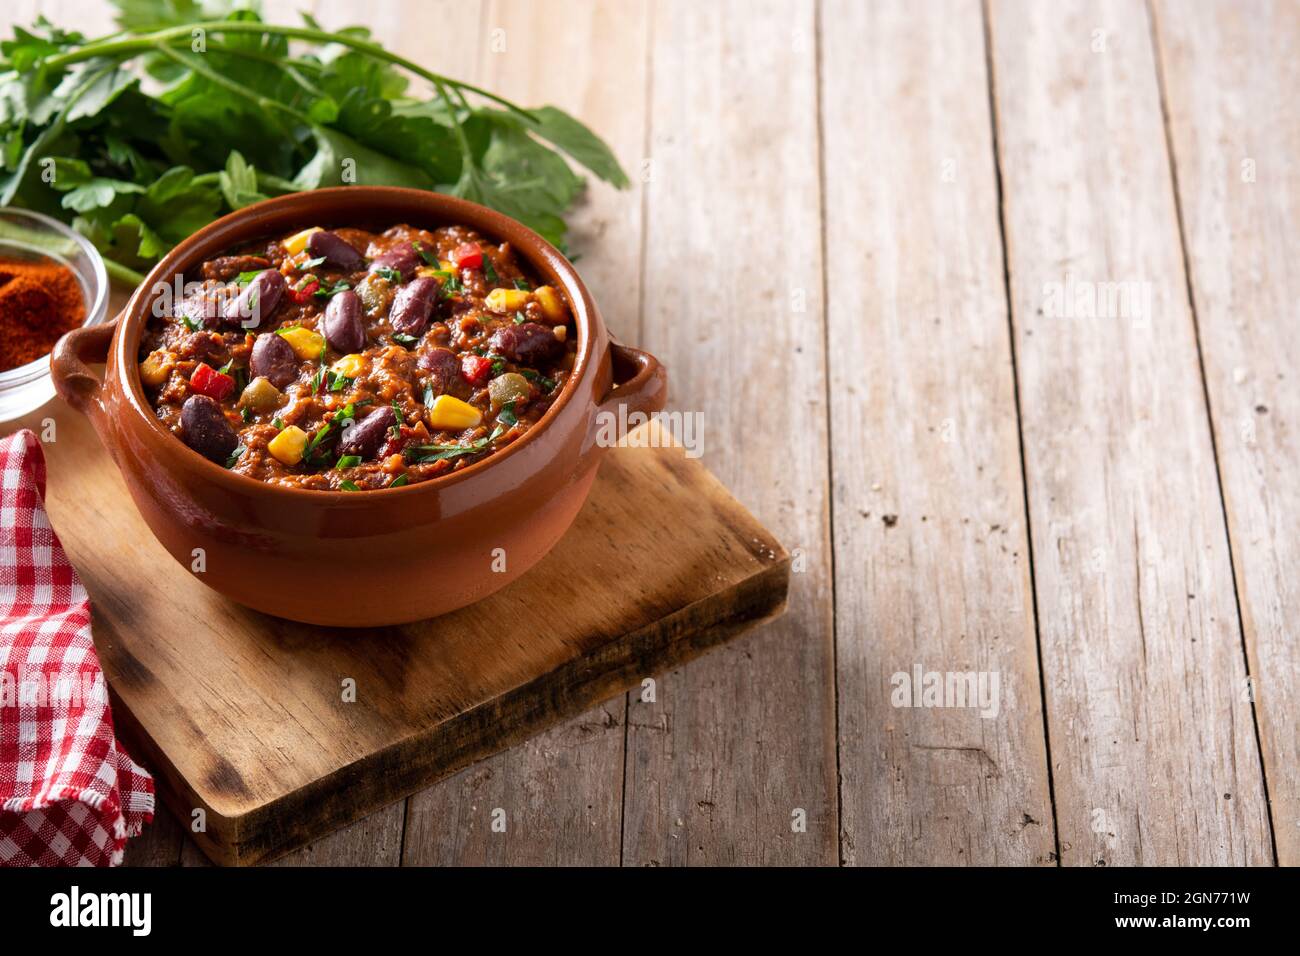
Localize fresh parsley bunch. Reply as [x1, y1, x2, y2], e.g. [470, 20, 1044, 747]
[0, 1, 628, 285]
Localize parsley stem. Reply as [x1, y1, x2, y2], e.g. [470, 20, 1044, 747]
[152, 44, 312, 123]
[103, 256, 145, 287]
[42, 21, 536, 121]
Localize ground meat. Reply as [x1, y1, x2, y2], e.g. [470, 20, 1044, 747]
[140, 223, 578, 490]
[201, 255, 272, 282]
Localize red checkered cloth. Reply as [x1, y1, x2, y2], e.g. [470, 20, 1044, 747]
[0, 428, 153, 866]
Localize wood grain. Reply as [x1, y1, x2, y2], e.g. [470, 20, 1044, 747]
[13, 388, 787, 866]
[622, 0, 837, 866]
[401, 0, 650, 867]
[822, 0, 1055, 865]
[1, 0, 1295, 869]
[987, 0, 1272, 864]
[1151, 0, 1299, 865]
[266, 0, 485, 867]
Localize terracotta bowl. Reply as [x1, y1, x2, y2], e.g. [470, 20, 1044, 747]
[51, 188, 666, 626]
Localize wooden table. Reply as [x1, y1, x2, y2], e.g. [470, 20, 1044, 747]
[5, 0, 1294, 866]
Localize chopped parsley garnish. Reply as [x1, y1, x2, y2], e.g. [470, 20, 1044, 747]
[437, 272, 463, 297]
[225, 444, 246, 469]
[339, 480, 361, 492]
[327, 370, 352, 392]
[498, 401, 518, 427]
[406, 425, 505, 464]
[423, 384, 436, 407]
[512, 312, 525, 325]
[512, 277, 531, 291]
[389, 474, 409, 488]
[392, 333, 418, 347]
[304, 422, 333, 460]
[299, 256, 327, 270]
[314, 280, 351, 299]
[520, 368, 557, 392]
[235, 269, 265, 285]
[179, 314, 201, 333]
[412, 241, 438, 266]
[336, 455, 362, 470]
[483, 258, 499, 283]
[272, 417, 285, 430]
[240, 406, 252, 423]
[374, 267, 403, 284]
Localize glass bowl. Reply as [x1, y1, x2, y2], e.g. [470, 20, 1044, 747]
[0, 207, 111, 423]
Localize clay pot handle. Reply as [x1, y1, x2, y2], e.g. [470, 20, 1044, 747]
[51, 317, 117, 433]
[598, 342, 668, 421]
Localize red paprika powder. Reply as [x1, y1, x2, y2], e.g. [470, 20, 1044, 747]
[0, 255, 86, 372]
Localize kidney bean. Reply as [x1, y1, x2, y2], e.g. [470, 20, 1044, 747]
[322, 290, 366, 353]
[417, 347, 460, 395]
[250, 333, 299, 389]
[180, 395, 238, 463]
[488, 321, 562, 367]
[224, 269, 285, 329]
[306, 230, 366, 271]
[390, 277, 438, 337]
[176, 290, 223, 330]
[367, 243, 420, 281]
[338, 405, 397, 460]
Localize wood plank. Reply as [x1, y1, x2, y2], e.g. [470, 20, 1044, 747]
[1150, 0, 1299, 865]
[273, 0, 488, 867]
[822, 0, 1055, 865]
[12, 390, 787, 866]
[987, 0, 1272, 864]
[180, 803, 405, 867]
[400, 0, 649, 867]
[622, 0, 836, 866]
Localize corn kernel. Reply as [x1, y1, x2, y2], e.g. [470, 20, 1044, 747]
[139, 349, 174, 387]
[439, 260, 455, 272]
[284, 227, 321, 255]
[331, 353, 366, 378]
[427, 395, 482, 431]
[267, 425, 309, 466]
[485, 288, 530, 313]
[277, 326, 326, 360]
[534, 285, 566, 323]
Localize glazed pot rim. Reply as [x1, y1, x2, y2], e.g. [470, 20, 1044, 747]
[117, 187, 597, 503]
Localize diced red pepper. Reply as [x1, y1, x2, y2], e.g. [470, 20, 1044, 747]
[190, 362, 235, 401]
[288, 276, 320, 303]
[450, 242, 483, 270]
[460, 354, 492, 387]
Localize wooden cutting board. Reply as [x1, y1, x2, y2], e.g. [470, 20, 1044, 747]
[6, 401, 788, 865]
